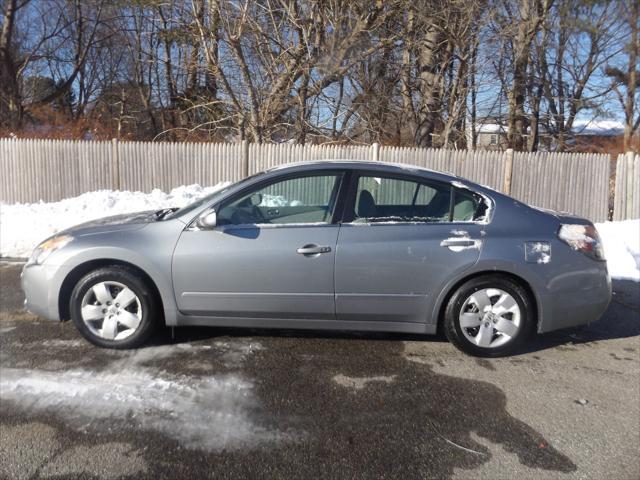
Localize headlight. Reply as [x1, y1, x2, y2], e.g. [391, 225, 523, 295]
[28, 235, 74, 265]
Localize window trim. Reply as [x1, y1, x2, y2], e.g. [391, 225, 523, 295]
[204, 169, 349, 229]
[341, 169, 486, 226]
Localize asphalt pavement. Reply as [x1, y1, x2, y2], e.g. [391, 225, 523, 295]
[0, 261, 638, 480]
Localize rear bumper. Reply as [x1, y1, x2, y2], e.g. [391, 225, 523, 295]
[537, 262, 611, 333]
[21, 262, 62, 321]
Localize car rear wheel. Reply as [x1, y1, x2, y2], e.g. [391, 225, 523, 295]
[443, 275, 534, 357]
[70, 266, 157, 349]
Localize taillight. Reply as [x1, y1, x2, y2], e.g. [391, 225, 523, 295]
[558, 224, 605, 260]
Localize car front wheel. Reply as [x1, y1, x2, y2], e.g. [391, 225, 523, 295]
[443, 275, 534, 357]
[70, 266, 157, 349]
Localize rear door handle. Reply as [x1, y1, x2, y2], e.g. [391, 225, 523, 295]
[297, 244, 331, 255]
[440, 238, 477, 247]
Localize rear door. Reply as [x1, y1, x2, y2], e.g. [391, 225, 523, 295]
[172, 171, 346, 319]
[334, 172, 485, 324]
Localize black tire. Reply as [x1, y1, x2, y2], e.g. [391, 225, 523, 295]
[443, 275, 534, 357]
[70, 266, 158, 349]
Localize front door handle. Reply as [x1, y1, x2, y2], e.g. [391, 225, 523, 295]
[440, 238, 476, 247]
[440, 238, 478, 247]
[297, 244, 331, 255]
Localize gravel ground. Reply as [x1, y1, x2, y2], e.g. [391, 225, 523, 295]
[1, 261, 638, 480]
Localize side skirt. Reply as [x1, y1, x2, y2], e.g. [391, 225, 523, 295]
[175, 315, 437, 335]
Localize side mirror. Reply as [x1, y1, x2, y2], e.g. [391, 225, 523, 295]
[196, 209, 217, 229]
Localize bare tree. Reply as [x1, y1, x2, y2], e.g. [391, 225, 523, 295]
[496, 0, 553, 151]
[534, 0, 624, 151]
[0, 0, 632, 150]
[1, 0, 32, 128]
[606, 0, 639, 152]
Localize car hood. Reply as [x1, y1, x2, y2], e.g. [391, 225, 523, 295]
[59, 211, 158, 236]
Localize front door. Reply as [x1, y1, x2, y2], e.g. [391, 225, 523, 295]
[335, 173, 484, 324]
[172, 172, 344, 319]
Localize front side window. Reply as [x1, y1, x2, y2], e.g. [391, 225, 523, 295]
[217, 174, 342, 226]
[350, 175, 486, 223]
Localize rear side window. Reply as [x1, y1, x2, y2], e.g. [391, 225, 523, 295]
[352, 176, 451, 223]
[350, 175, 486, 223]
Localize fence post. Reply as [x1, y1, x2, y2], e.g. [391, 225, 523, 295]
[626, 151, 635, 220]
[371, 142, 380, 162]
[502, 148, 514, 195]
[242, 139, 249, 178]
[111, 138, 120, 191]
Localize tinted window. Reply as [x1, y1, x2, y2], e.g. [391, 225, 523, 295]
[217, 174, 341, 226]
[352, 176, 452, 223]
[350, 175, 485, 223]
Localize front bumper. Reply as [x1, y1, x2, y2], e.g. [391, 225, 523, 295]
[21, 262, 63, 321]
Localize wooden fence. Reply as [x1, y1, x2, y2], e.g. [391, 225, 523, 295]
[0, 138, 627, 223]
[612, 152, 640, 221]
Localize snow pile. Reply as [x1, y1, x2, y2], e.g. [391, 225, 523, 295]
[0, 183, 229, 258]
[595, 219, 640, 282]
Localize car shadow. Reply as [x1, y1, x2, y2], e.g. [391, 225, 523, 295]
[151, 279, 639, 356]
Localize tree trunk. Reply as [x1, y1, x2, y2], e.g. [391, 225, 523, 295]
[400, 7, 415, 144]
[0, 0, 23, 129]
[415, 27, 443, 148]
[186, 0, 205, 98]
[507, 0, 552, 151]
[624, 0, 638, 151]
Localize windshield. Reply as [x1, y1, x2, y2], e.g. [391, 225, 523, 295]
[164, 172, 265, 220]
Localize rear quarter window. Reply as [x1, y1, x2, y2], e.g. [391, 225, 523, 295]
[452, 188, 487, 222]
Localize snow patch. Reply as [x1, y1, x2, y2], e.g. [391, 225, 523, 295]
[596, 219, 640, 282]
[525, 241, 551, 264]
[0, 183, 229, 258]
[332, 374, 397, 391]
[572, 119, 625, 136]
[0, 343, 283, 450]
[212, 339, 264, 367]
[40, 339, 85, 348]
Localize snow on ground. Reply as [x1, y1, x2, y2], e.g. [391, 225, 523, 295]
[0, 183, 229, 258]
[0, 343, 285, 450]
[0, 185, 638, 281]
[595, 219, 640, 282]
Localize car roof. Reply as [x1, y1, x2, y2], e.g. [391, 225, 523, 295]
[263, 159, 508, 205]
[266, 159, 459, 182]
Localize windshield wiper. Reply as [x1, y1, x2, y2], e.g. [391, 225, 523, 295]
[155, 207, 179, 220]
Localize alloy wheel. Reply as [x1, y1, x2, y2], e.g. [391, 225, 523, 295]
[458, 288, 522, 348]
[80, 281, 143, 341]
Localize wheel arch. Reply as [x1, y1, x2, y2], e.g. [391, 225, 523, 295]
[58, 259, 164, 322]
[435, 270, 539, 334]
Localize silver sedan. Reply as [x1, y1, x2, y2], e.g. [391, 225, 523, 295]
[21, 161, 611, 356]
